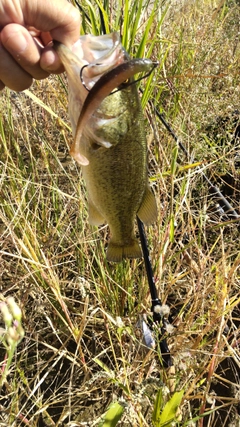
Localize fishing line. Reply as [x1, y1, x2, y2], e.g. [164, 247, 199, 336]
[110, 62, 159, 95]
[153, 108, 240, 221]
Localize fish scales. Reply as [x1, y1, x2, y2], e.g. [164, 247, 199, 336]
[83, 88, 147, 259]
[55, 33, 157, 262]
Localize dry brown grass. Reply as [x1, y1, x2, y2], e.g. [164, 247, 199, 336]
[0, 0, 239, 426]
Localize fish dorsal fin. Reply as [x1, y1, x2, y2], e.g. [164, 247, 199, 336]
[137, 184, 157, 225]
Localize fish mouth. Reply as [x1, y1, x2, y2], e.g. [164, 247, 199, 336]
[77, 32, 127, 89]
[79, 32, 121, 63]
[55, 32, 126, 91]
[54, 32, 127, 137]
[71, 57, 158, 166]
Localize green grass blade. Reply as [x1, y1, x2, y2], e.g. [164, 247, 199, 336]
[95, 0, 111, 34]
[121, 0, 129, 49]
[99, 401, 125, 427]
[153, 390, 184, 426]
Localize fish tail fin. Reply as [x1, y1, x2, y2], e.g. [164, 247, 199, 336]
[107, 239, 142, 263]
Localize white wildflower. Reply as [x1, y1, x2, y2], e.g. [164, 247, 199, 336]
[154, 304, 170, 316]
[165, 323, 175, 334]
[7, 296, 22, 321]
[0, 302, 13, 326]
[116, 316, 124, 328]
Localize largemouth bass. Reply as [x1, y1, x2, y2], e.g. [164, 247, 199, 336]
[55, 33, 157, 262]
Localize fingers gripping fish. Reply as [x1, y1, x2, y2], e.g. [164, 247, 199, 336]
[55, 33, 157, 262]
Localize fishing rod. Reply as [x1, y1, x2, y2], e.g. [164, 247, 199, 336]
[137, 217, 173, 368]
[137, 101, 239, 368]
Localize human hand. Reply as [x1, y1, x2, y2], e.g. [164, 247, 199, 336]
[0, 0, 80, 91]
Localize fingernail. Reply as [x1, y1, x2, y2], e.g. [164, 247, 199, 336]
[40, 49, 61, 72]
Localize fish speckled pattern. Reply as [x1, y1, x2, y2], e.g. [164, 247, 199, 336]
[55, 33, 157, 262]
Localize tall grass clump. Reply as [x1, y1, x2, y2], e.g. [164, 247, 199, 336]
[0, 0, 239, 426]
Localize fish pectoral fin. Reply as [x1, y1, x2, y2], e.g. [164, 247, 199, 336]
[88, 200, 105, 225]
[97, 140, 112, 149]
[137, 184, 158, 225]
[90, 139, 112, 151]
[70, 144, 89, 165]
[106, 239, 142, 262]
[87, 129, 113, 149]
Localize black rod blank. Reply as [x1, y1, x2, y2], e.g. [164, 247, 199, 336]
[137, 217, 173, 368]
